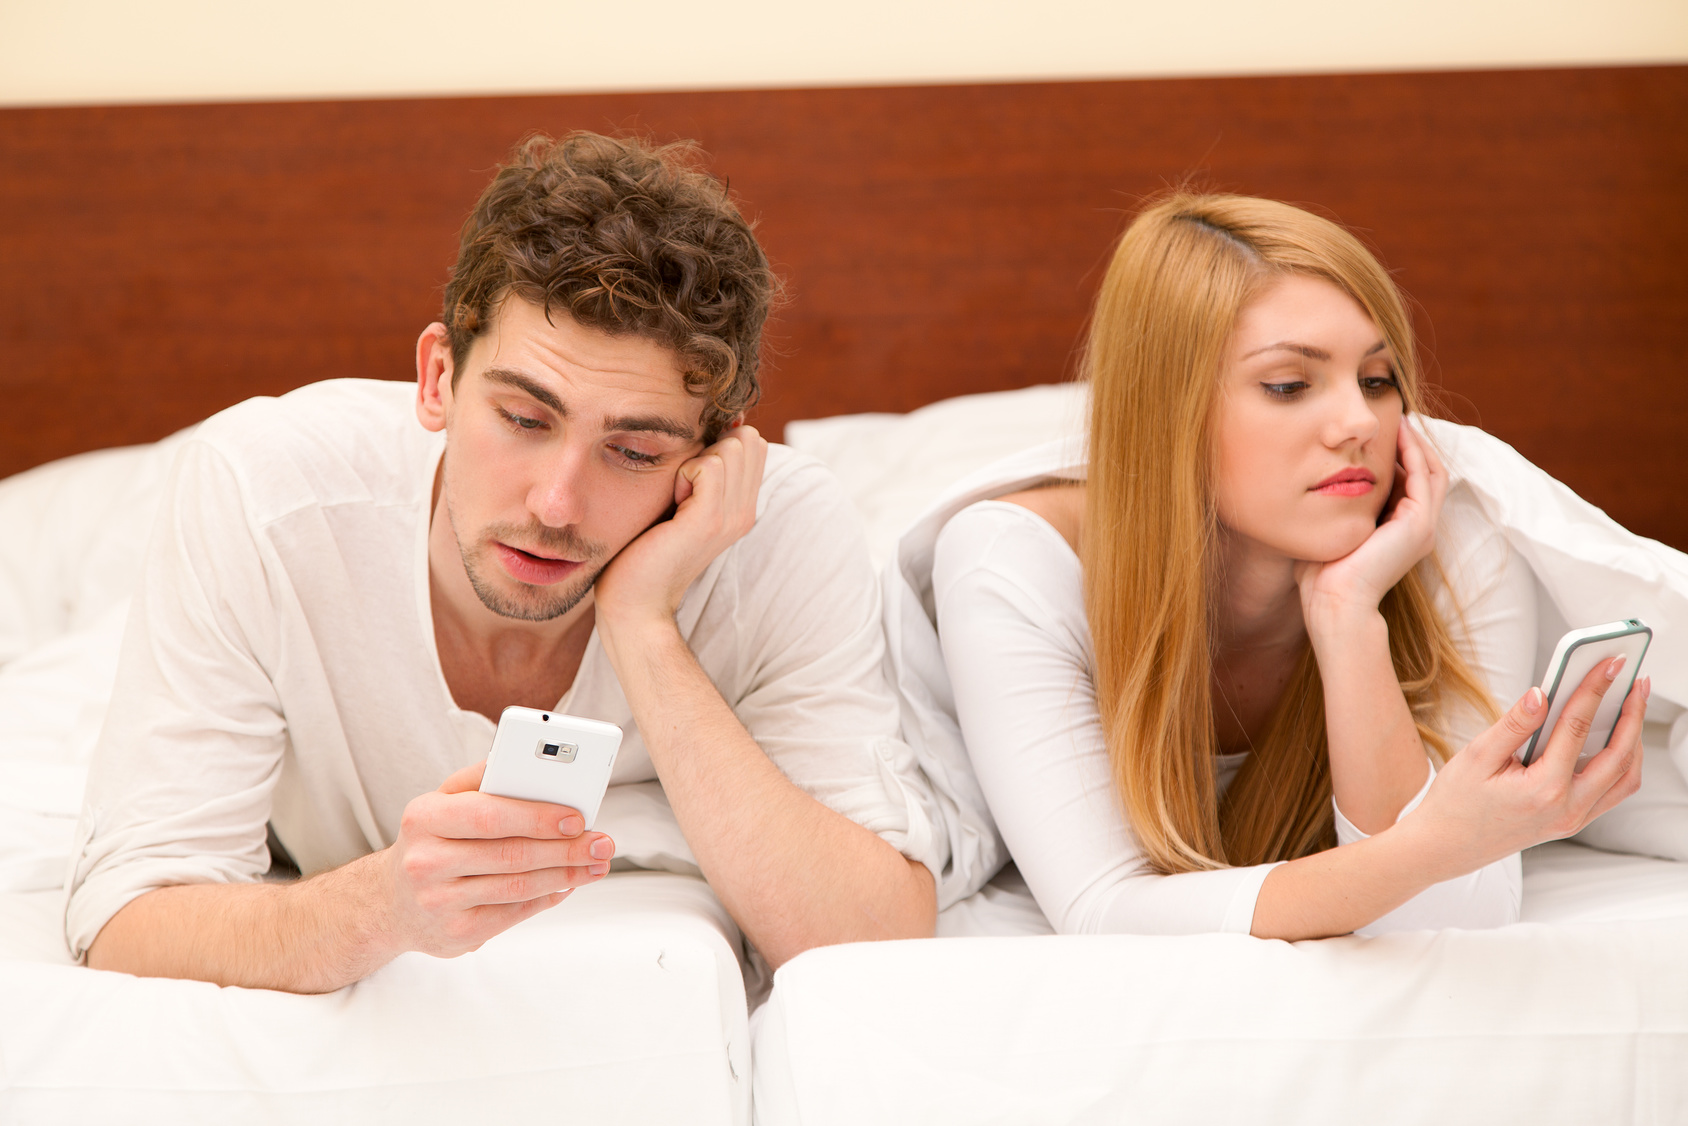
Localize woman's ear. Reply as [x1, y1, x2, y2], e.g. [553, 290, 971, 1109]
[415, 323, 454, 433]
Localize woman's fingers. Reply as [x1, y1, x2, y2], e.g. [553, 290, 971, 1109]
[1569, 675, 1649, 821]
[1466, 685, 1549, 772]
[1534, 656, 1628, 777]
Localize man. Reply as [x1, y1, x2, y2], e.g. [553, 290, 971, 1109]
[68, 132, 941, 992]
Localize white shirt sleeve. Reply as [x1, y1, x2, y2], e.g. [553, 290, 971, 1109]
[65, 440, 288, 960]
[933, 502, 1280, 936]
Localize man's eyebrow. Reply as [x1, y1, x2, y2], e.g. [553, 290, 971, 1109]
[603, 413, 699, 443]
[482, 367, 567, 415]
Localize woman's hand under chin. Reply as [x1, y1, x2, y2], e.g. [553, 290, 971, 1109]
[1295, 416, 1447, 633]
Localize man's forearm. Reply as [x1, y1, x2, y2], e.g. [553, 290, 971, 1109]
[86, 853, 400, 993]
[600, 617, 936, 967]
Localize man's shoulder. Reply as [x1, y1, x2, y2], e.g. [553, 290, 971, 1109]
[188, 379, 437, 524]
[752, 443, 861, 539]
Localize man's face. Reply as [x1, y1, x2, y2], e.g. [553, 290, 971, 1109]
[432, 298, 706, 622]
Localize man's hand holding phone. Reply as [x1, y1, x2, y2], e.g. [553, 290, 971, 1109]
[376, 760, 615, 959]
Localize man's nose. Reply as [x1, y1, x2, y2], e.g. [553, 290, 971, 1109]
[528, 446, 590, 528]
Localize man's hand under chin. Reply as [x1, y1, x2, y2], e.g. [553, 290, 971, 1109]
[86, 763, 614, 993]
[592, 424, 769, 637]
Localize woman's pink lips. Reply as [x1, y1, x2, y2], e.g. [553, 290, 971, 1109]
[494, 542, 583, 586]
[1311, 469, 1377, 497]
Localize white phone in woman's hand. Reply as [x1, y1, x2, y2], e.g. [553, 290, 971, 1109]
[1517, 619, 1651, 768]
[478, 706, 623, 829]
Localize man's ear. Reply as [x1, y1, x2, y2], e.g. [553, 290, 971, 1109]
[415, 323, 455, 434]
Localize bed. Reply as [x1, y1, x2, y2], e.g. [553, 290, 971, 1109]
[2, 64, 1686, 1124]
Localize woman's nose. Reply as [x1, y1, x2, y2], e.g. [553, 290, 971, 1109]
[1325, 381, 1381, 447]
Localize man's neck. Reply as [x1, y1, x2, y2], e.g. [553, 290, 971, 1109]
[426, 478, 595, 720]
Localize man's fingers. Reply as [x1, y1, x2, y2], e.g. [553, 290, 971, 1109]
[410, 790, 592, 841]
[438, 760, 487, 795]
[452, 863, 611, 906]
[1537, 657, 1625, 775]
[436, 832, 616, 877]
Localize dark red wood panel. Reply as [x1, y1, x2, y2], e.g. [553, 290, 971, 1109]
[2, 68, 1685, 544]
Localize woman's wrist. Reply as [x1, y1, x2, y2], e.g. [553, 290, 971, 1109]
[1303, 599, 1388, 659]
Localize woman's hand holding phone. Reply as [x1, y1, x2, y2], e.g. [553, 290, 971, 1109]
[1400, 657, 1649, 883]
[375, 760, 615, 960]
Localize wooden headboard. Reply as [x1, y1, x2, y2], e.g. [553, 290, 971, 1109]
[2, 67, 1684, 546]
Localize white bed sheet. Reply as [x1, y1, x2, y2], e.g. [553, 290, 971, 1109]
[755, 842, 1688, 1126]
[0, 871, 751, 1125]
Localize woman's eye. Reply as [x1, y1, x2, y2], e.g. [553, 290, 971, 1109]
[1360, 373, 1402, 398]
[1261, 381, 1309, 400]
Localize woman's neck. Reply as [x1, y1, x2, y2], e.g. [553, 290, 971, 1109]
[1213, 524, 1306, 654]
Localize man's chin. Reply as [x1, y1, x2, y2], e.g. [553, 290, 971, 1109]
[466, 568, 599, 623]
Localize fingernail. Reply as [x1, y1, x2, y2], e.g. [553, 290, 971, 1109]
[590, 837, 615, 861]
[559, 816, 584, 837]
[589, 862, 609, 876]
[1606, 655, 1627, 680]
[1524, 687, 1545, 714]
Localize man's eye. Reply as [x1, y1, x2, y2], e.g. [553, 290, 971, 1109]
[499, 408, 545, 431]
[1262, 381, 1309, 400]
[611, 445, 660, 466]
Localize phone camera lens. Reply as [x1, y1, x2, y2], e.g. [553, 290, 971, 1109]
[541, 743, 561, 757]
[542, 714, 550, 722]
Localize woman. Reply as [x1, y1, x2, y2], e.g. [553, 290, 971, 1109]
[930, 194, 1647, 939]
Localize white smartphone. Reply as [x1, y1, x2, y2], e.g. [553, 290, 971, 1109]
[1517, 619, 1651, 768]
[478, 706, 623, 830]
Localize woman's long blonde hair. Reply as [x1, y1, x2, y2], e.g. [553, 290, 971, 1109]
[1082, 193, 1495, 873]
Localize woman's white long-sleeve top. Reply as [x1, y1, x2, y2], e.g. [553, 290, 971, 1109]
[930, 485, 1531, 937]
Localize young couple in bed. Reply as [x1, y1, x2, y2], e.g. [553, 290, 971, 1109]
[68, 132, 1646, 991]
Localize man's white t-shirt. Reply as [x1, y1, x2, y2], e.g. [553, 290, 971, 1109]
[65, 379, 943, 960]
[930, 484, 1529, 938]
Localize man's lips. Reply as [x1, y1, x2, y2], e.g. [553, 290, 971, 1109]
[493, 542, 585, 586]
[1311, 468, 1377, 497]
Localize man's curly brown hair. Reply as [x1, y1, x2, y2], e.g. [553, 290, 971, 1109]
[443, 131, 778, 442]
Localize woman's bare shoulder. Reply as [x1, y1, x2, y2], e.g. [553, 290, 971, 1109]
[995, 482, 1084, 553]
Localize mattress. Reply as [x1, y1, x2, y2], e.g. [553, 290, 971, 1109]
[0, 871, 751, 1125]
[754, 841, 1688, 1126]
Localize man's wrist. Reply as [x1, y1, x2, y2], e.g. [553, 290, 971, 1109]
[595, 605, 686, 666]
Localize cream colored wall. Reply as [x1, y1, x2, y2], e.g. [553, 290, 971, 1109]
[2, 0, 1684, 107]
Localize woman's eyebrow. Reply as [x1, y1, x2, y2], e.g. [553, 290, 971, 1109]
[1240, 340, 1390, 361]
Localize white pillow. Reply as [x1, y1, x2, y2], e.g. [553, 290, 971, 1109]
[0, 428, 194, 666]
[785, 382, 1087, 566]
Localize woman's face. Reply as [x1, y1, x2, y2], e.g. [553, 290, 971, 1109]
[1211, 273, 1404, 564]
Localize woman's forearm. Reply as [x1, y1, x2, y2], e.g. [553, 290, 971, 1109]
[1308, 607, 1434, 834]
[1249, 817, 1450, 939]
